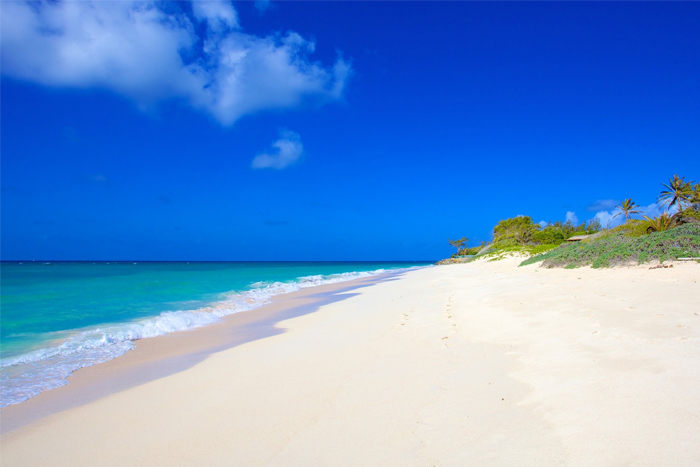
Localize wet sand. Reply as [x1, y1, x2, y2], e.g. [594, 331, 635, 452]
[0, 271, 404, 433]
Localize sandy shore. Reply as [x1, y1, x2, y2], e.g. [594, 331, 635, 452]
[0, 273, 399, 433]
[2, 258, 699, 465]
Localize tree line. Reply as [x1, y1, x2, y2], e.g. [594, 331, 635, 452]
[449, 175, 700, 256]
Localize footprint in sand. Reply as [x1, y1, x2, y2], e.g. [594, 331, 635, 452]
[444, 296, 459, 333]
[397, 308, 414, 329]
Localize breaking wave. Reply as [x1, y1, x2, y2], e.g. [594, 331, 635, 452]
[0, 268, 406, 408]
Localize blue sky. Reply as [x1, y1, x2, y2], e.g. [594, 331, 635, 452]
[2, 1, 699, 261]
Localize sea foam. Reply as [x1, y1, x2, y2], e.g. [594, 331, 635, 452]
[0, 268, 400, 408]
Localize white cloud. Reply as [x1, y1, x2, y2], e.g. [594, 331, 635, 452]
[565, 211, 579, 225]
[592, 201, 673, 229]
[1, 1, 199, 102]
[0, 1, 349, 126]
[251, 130, 303, 169]
[587, 199, 619, 212]
[593, 210, 624, 229]
[192, 0, 239, 32]
[640, 201, 677, 217]
[206, 32, 350, 125]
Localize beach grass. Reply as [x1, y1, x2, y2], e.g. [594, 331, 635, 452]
[481, 244, 560, 262]
[520, 223, 700, 268]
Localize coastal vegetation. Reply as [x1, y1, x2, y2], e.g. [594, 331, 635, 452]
[447, 237, 469, 255]
[447, 175, 700, 268]
[614, 198, 641, 220]
[520, 224, 700, 268]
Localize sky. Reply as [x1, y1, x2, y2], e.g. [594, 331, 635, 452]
[1, 1, 699, 261]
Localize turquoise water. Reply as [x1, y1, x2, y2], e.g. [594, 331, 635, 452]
[0, 261, 430, 407]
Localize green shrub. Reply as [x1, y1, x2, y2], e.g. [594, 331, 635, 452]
[461, 245, 484, 255]
[608, 219, 648, 238]
[482, 244, 560, 262]
[493, 216, 538, 246]
[532, 227, 566, 245]
[677, 208, 700, 223]
[520, 224, 700, 268]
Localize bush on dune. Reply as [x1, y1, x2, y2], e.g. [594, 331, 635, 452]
[481, 244, 560, 262]
[492, 216, 539, 247]
[532, 226, 566, 245]
[490, 216, 600, 249]
[461, 244, 485, 256]
[446, 175, 700, 268]
[520, 224, 700, 268]
[677, 207, 700, 224]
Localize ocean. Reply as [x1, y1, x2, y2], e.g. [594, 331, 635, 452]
[0, 261, 430, 408]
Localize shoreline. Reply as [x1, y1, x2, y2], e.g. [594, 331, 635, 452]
[2, 263, 424, 409]
[2, 258, 699, 465]
[0, 269, 410, 433]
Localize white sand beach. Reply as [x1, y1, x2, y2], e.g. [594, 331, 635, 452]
[2, 258, 699, 466]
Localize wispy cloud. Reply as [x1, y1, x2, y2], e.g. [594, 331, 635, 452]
[587, 199, 618, 212]
[192, 0, 239, 32]
[592, 210, 624, 230]
[565, 211, 579, 225]
[251, 130, 303, 170]
[640, 202, 663, 218]
[1, 1, 350, 126]
[592, 201, 673, 229]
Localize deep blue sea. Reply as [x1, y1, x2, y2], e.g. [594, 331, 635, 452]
[0, 261, 430, 407]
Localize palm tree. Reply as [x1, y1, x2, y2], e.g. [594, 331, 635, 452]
[659, 175, 692, 213]
[690, 182, 700, 211]
[613, 198, 641, 220]
[643, 213, 677, 233]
